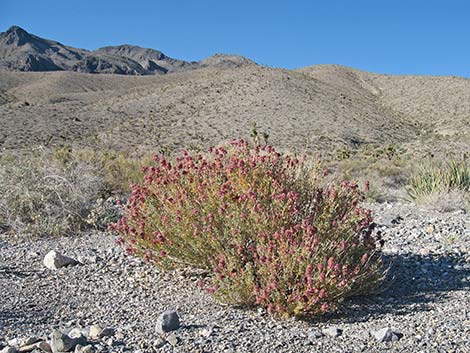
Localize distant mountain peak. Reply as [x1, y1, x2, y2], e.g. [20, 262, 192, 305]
[3, 25, 32, 46]
[6, 25, 28, 34]
[0, 25, 257, 75]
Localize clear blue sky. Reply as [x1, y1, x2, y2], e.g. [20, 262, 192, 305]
[1, 0, 469, 76]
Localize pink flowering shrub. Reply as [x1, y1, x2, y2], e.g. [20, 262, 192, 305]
[110, 140, 383, 317]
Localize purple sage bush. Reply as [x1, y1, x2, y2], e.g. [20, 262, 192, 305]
[110, 140, 383, 317]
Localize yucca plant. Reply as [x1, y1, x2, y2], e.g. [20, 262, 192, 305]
[407, 160, 470, 201]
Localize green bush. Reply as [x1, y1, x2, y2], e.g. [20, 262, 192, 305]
[111, 140, 384, 317]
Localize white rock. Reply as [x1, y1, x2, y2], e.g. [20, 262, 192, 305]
[67, 329, 87, 341]
[372, 327, 402, 342]
[88, 326, 102, 340]
[166, 334, 179, 347]
[43, 251, 78, 270]
[50, 330, 85, 353]
[74, 345, 94, 353]
[322, 326, 342, 337]
[80, 346, 95, 353]
[307, 329, 324, 341]
[6, 339, 19, 347]
[114, 331, 124, 341]
[153, 338, 166, 349]
[17, 341, 46, 353]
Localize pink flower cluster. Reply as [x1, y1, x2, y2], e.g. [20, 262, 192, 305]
[110, 140, 383, 317]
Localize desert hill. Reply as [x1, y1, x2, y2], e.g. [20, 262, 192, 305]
[0, 26, 468, 157]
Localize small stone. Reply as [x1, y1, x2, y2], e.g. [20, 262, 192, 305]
[50, 330, 84, 353]
[307, 330, 324, 341]
[88, 326, 102, 340]
[43, 250, 78, 270]
[0, 347, 17, 353]
[22, 337, 40, 346]
[98, 327, 115, 338]
[74, 345, 95, 353]
[166, 334, 179, 347]
[419, 248, 431, 256]
[65, 320, 76, 328]
[6, 340, 19, 348]
[114, 331, 124, 341]
[27, 250, 40, 257]
[156, 310, 180, 333]
[81, 346, 95, 353]
[425, 225, 435, 234]
[67, 329, 87, 340]
[322, 327, 342, 337]
[17, 340, 46, 353]
[200, 327, 214, 338]
[35, 341, 52, 353]
[372, 328, 402, 342]
[359, 330, 371, 340]
[153, 339, 166, 349]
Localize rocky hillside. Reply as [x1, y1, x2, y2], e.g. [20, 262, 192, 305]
[0, 26, 255, 75]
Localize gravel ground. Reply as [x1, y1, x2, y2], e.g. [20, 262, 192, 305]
[0, 202, 469, 353]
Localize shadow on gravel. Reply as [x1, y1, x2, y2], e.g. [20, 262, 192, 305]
[317, 252, 470, 324]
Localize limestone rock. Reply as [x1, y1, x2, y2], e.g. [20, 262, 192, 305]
[50, 330, 85, 353]
[322, 326, 342, 337]
[372, 327, 402, 342]
[43, 251, 78, 270]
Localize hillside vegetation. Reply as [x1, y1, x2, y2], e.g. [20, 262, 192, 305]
[1, 64, 469, 158]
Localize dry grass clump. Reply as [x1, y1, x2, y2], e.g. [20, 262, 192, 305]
[53, 147, 152, 194]
[110, 140, 384, 317]
[0, 149, 103, 238]
[0, 147, 152, 238]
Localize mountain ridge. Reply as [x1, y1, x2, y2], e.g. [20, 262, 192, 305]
[0, 26, 256, 75]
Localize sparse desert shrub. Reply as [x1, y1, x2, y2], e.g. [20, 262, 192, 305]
[111, 140, 383, 317]
[0, 149, 104, 238]
[407, 160, 470, 211]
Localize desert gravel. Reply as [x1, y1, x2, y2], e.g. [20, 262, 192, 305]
[0, 202, 469, 352]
